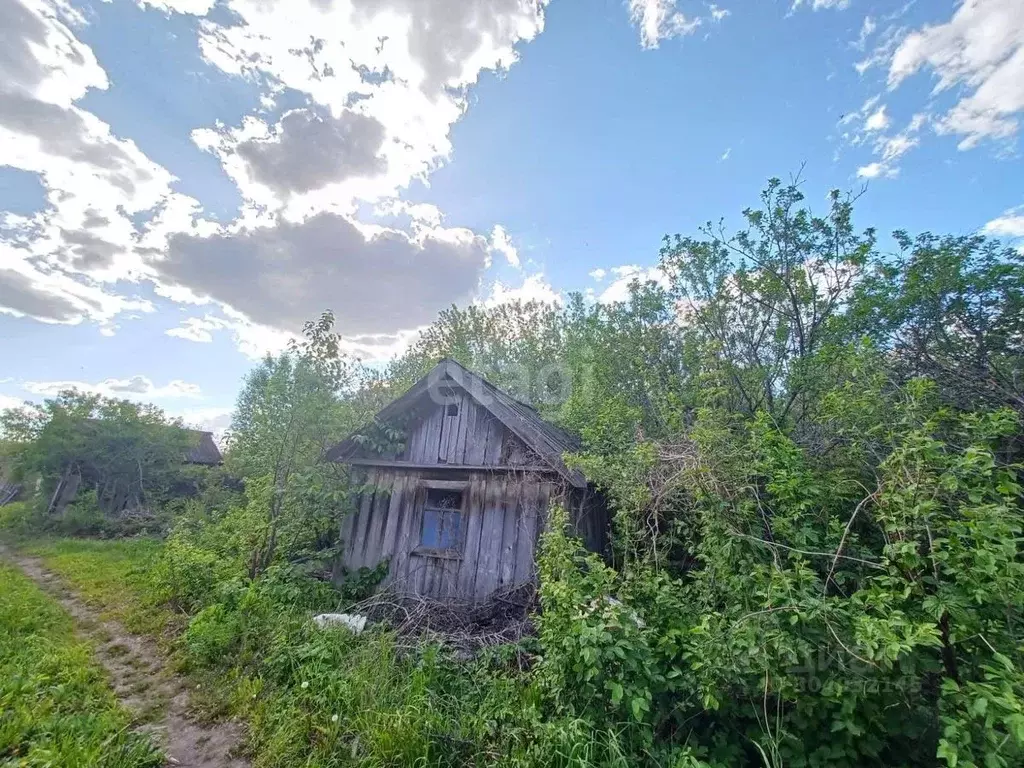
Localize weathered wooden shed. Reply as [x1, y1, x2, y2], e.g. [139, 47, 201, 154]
[48, 427, 222, 516]
[326, 359, 609, 602]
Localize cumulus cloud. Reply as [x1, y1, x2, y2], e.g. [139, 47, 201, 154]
[489, 225, 520, 269]
[0, 394, 27, 411]
[195, 0, 550, 211]
[165, 315, 227, 343]
[887, 0, 1024, 149]
[205, 107, 388, 204]
[0, 245, 154, 325]
[175, 405, 233, 440]
[151, 212, 490, 335]
[864, 104, 890, 131]
[708, 4, 729, 22]
[0, 0, 552, 361]
[0, 0, 190, 328]
[984, 206, 1024, 238]
[23, 375, 202, 399]
[483, 274, 561, 307]
[596, 265, 671, 304]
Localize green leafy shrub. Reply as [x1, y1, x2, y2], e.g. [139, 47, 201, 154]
[0, 500, 35, 536]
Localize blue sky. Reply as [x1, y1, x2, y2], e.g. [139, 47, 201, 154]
[2, 0, 1023, 434]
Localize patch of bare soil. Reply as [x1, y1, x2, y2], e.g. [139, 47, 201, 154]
[0, 545, 249, 768]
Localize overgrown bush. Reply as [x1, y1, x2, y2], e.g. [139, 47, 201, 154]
[0, 501, 35, 536]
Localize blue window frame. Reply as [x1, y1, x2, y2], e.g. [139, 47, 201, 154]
[420, 489, 463, 550]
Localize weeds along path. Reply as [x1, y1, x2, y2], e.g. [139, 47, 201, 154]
[0, 544, 249, 768]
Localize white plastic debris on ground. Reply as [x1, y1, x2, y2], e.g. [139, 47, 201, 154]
[313, 613, 368, 634]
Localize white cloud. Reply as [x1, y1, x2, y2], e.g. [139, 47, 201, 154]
[3, 0, 547, 366]
[856, 161, 887, 179]
[165, 315, 228, 343]
[0, 0, 197, 330]
[629, 0, 702, 49]
[720, 147, 732, 160]
[195, 0, 550, 213]
[0, 243, 154, 325]
[136, 0, 216, 15]
[374, 200, 444, 228]
[175, 405, 233, 441]
[708, 4, 730, 22]
[192, 107, 389, 215]
[983, 206, 1024, 238]
[489, 225, 521, 269]
[854, 15, 876, 50]
[0, 394, 27, 411]
[792, 0, 850, 10]
[864, 104, 890, 131]
[887, 0, 1024, 149]
[847, 107, 927, 179]
[23, 376, 203, 399]
[597, 265, 671, 304]
[589, 268, 607, 282]
[483, 273, 561, 307]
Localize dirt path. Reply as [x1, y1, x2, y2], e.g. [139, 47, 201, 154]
[0, 545, 249, 768]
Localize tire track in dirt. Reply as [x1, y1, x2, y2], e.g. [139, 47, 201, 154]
[0, 544, 249, 768]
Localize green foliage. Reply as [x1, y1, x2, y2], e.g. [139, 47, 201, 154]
[5, 176, 1024, 768]
[0, 562, 161, 767]
[0, 501, 35, 536]
[224, 311, 372, 577]
[0, 390, 196, 531]
[853, 231, 1024, 414]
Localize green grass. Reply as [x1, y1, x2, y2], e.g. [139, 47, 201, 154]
[22, 538, 176, 638]
[0, 562, 162, 767]
[7, 538, 569, 767]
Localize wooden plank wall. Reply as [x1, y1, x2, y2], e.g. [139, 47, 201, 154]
[338, 463, 555, 600]
[400, 394, 506, 466]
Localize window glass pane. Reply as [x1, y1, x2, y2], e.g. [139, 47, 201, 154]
[421, 508, 441, 548]
[425, 489, 461, 511]
[420, 489, 463, 550]
[438, 510, 461, 548]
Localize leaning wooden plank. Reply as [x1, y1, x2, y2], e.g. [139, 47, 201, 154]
[379, 474, 407, 562]
[482, 417, 505, 465]
[445, 392, 465, 462]
[455, 474, 485, 598]
[391, 481, 422, 593]
[422, 406, 445, 464]
[350, 482, 376, 571]
[404, 411, 430, 462]
[512, 481, 541, 587]
[473, 478, 505, 600]
[339, 492, 358, 559]
[362, 471, 392, 568]
[497, 480, 521, 590]
[452, 391, 470, 464]
[464, 410, 490, 465]
[457, 397, 479, 464]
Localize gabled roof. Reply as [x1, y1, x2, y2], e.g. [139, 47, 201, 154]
[79, 418, 222, 465]
[184, 430, 222, 465]
[327, 359, 585, 487]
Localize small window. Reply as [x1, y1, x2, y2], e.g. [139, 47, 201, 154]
[446, 402, 459, 417]
[420, 488, 462, 550]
